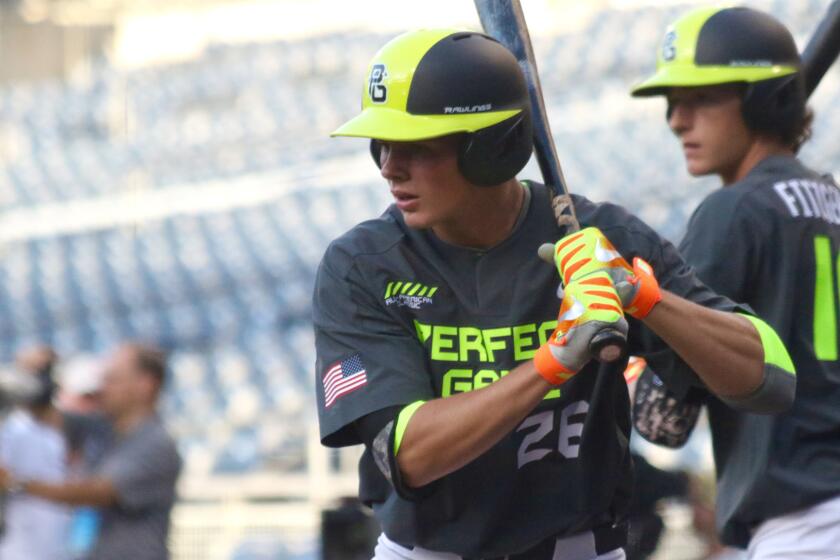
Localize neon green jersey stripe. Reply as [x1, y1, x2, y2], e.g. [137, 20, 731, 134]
[394, 400, 426, 455]
[814, 236, 838, 361]
[408, 284, 423, 296]
[400, 282, 414, 294]
[417, 286, 428, 297]
[384, 282, 394, 299]
[427, 287, 438, 297]
[738, 313, 795, 374]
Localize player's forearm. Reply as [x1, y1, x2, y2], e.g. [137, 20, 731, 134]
[644, 290, 765, 397]
[640, 290, 795, 413]
[644, 290, 767, 395]
[24, 478, 117, 507]
[397, 363, 553, 488]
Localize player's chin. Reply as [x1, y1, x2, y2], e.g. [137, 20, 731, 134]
[685, 160, 713, 178]
[400, 210, 433, 230]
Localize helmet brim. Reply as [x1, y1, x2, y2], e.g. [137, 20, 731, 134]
[631, 64, 798, 97]
[332, 107, 522, 141]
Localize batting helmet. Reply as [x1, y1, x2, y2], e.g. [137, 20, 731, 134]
[632, 6, 806, 141]
[332, 29, 533, 186]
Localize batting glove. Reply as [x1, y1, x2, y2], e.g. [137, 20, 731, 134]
[534, 274, 629, 385]
[539, 227, 662, 319]
[608, 256, 662, 320]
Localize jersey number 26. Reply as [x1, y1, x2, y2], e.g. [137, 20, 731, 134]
[516, 400, 589, 469]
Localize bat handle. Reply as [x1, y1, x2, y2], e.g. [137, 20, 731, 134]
[589, 329, 627, 363]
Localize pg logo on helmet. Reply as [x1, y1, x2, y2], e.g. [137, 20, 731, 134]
[661, 30, 677, 62]
[368, 64, 387, 103]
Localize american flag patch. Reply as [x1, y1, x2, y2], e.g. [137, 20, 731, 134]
[323, 354, 368, 408]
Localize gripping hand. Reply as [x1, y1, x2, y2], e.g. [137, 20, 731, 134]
[608, 256, 663, 319]
[539, 227, 662, 319]
[534, 275, 629, 385]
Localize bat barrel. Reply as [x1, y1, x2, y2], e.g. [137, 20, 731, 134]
[802, 0, 840, 98]
[474, 0, 575, 221]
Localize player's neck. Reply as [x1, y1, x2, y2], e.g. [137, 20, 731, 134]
[720, 136, 794, 186]
[432, 179, 525, 249]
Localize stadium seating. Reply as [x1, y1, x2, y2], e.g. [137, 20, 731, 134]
[0, 0, 837, 475]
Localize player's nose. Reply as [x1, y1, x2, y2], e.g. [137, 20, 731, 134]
[667, 100, 692, 136]
[379, 143, 409, 182]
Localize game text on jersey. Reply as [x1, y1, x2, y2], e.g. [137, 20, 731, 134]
[414, 319, 562, 400]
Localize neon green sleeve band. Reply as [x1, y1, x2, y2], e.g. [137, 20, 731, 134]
[738, 313, 795, 375]
[393, 400, 426, 456]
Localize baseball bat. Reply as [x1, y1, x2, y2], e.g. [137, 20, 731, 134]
[802, 0, 840, 98]
[474, 0, 626, 363]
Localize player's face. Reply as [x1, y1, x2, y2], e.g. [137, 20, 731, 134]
[378, 135, 480, 230]
[667, 85, 755, 183]
[99, 347, 143, 417]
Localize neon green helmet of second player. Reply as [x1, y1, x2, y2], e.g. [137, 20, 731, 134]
[631, 5, 801, 97]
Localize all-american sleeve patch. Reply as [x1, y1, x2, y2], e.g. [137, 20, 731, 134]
[323, 353, 368, 408]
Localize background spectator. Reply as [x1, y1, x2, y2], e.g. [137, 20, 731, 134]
[0, 343, 182, 560]
[0, 345, 71, 560]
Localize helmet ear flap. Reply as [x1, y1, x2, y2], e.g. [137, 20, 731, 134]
[741, 74, 805, 133]
[665, 99, 674, 123]
[459, 111, 533, 187]
[370, 139, 383, 168]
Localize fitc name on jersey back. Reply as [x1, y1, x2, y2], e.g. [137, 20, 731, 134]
[773, 178, 840, 225]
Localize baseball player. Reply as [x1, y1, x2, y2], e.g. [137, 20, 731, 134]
[314, 29, 795, 560]
[632, 6, 840, 558]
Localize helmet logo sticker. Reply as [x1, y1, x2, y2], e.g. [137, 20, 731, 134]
[662, 30, 677, 61]
[368, 64, 387, 103]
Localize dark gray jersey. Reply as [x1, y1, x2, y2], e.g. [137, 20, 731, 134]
[678, 155, 840, 548]
[313, 182, 741, 557]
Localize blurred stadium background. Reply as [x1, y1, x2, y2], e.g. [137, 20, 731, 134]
[0, 0, 837, 558]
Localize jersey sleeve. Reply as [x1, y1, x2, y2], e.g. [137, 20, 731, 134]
[313, 245, 435, 448]
[678, 188, 768, 302]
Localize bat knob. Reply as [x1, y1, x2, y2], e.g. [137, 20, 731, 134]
[589, 329, 627, 364]
[537, 243, 555, 265]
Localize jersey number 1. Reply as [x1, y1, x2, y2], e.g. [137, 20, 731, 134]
[814, 235, 840, 361]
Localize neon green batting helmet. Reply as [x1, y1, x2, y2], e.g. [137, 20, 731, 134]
[631, 5, 801, 97]
[332, 29, 534, 186]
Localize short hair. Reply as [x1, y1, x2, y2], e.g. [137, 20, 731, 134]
[128, 343, 167, 388]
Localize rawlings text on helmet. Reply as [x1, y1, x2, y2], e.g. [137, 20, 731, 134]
[444, 104, 493, 114]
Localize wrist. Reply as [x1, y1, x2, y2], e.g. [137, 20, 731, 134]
[625, 257, 662, 319]
[533, 344, 576, 385]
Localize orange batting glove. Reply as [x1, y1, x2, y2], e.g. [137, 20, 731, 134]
[540, 227, 662, 319]
[534, 275, 628, 385]
[612, 256, 663, 320]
